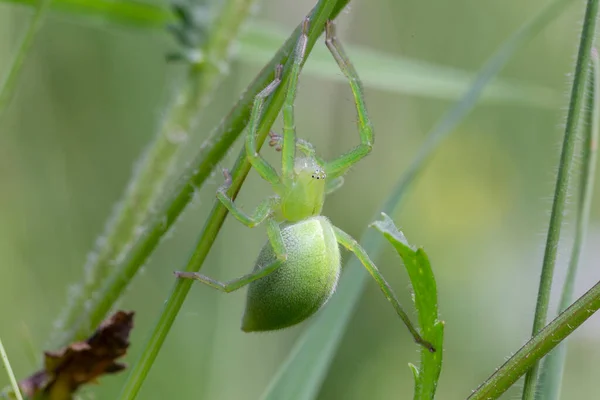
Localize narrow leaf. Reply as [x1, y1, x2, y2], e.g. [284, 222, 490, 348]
[371, 213, 444, 400]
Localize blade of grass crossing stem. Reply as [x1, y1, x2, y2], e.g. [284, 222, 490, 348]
[521, 1, 600, 398]
[0, 0, 52, 120]
[260, 1, 573, 399]
[371, 213, 444, 400]
[468, 282, 600, 399]
[538, 50, 600, 400]
[0, 337, 24, 400]
[51, 0, 258, 347]
[1, 0, 560, 107]
[117, 2, 348, 399]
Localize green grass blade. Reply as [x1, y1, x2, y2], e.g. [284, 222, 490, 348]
[537, 49, 600, 400]
[0, 0, 52, 120]
[260, 1, 573, 399]
[240, 22, 559, 108]
[0, 337, 23, 400]
[117, 2, 349, 399]
[2, 0, 559, 106]
[51, 0, 260, 347]
[521, 1, 600, 398]
[371, 213, 444, 400]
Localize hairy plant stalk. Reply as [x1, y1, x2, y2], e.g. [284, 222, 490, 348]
[521, 0, 600, 398]
[538, 50, 600, 400]
[117, 2, 349, 398]
[0, 0, 52, 119]
[52, 0, 259, 346]
[469, 278, 600, 399]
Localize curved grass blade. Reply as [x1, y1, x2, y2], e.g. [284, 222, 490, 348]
[534, 48, 600, 400]
[260, 0, 574, 399]
[371, 213, 443, 400]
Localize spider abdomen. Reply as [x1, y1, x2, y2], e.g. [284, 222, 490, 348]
[241, 216, 341, 332]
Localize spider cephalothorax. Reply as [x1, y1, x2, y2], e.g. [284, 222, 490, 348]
[176, 18, 432, 352]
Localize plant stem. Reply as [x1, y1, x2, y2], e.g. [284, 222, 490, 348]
[117, 2, 349, 398]
[0, 0, 52, 120]
[538, 49, 600, 400]
[469, 278, 600, 399]
[0, 337, 23, 400]
[521, 1, 600, 398]
[51, 0, 259, 347]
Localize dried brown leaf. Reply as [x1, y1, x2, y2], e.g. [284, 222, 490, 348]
[19, 311, 134, 400]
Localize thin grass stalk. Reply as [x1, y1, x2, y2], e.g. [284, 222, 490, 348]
[117, 2, 348, 398]
[521, 1, 600, 398]
[0, 0, 52, 120]
[538, 49, 600, 400]
[0, 337, 24, 400]
[51, 0, 260, 347]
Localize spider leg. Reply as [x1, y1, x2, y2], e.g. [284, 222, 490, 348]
[217, 169, 279, 228]
[281, 17, 310, 181]
[175, 258, 283, 293]
[175, 217, 287, 293]
[333, 225, 435, 352]
[323, 20, 374, 179]
[245, 65, 284, 187]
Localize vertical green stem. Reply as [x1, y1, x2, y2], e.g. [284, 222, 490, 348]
[117, 2, 349, 399]
[521, 1, 600, 398]
[538, 50, 600, 400]
[0, 0, 52, 119]
[51, 0, 259, 346]
[0, 337, 23, 400]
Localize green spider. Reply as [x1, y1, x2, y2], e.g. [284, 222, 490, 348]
[176, 18, 433, 352]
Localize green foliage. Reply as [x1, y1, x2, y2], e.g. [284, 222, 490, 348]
[371, 213, 443, 400]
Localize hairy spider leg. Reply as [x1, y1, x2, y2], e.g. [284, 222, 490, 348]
[333, 226, 435, 353]
[216, 170, 279, 228]
[175, 257, 284, 293]
[245, 64, 284, 188]
[323, 20, 374, 180]
[281, 17, 309, 181]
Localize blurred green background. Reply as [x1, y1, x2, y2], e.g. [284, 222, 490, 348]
[1, 0, 599, 399]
